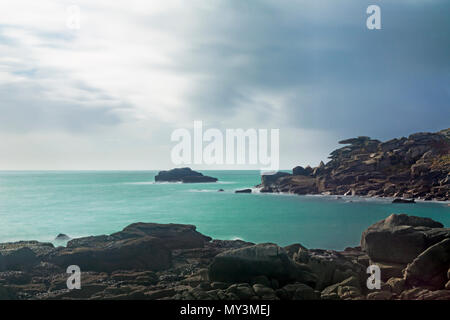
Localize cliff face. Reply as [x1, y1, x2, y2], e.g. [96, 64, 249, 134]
[259, 128, 450, 201]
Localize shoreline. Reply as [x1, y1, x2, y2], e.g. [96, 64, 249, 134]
[1, 213, 449, 300]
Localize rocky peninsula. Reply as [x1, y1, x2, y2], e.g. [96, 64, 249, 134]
[0, 214, 449, 300]
[258, 128, 449, 201]
[155, 168, 218, 183]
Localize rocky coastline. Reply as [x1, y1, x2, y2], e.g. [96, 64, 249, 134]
[1, 213, 449, 300]
[258, 128, 449, 201]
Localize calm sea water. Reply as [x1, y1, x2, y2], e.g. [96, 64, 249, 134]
[0, 170, 448, 250]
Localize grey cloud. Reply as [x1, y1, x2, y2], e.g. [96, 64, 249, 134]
[163, 0, 450, 139]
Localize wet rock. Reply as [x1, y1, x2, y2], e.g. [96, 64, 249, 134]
[235, 189, 252, 194]
[392, 198, 416, 204]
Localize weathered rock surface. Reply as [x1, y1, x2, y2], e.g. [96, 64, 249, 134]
[258, 128, 450, 201]
[361, 214, 449, 264]
[0, 241, 54, 271]
[155, 168, 218, 183]
[0, 214, 449, 300]
[404, 238, 450, 289]
[47, 236, 172, 272]
[208, 243, 317, 287]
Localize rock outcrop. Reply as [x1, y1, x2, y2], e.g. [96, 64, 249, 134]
[361, 214, 448, 264]
[0, 214, 449, 300]
[155, 168, 218, 183]
[258, 128, 450, 201]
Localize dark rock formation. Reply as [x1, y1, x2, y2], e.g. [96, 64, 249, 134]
[111, 223, 212, 250]
[47, 236, 172, 272]
[155, 168, 218, 183]
[392, 198, 415, 204]
[55, 234, 70, 241]
[46, 223, 212, 272]
[258, 128, 450, 201]
[208, 243, 317, 287]
[0, 241, 54, 271]
[235, 189, 252, 194]
[0, 214, 449, 300]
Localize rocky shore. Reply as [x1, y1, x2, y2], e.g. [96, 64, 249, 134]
[258, 128, 449, 201]
[1, 214, 449, 300]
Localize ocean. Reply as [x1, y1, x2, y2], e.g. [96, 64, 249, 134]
[0, 170, 448, 250]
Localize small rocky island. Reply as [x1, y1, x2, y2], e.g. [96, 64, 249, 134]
[155, 167, 218, 183]
[0, 213, 449, 300]
[258, 128, 449, 201]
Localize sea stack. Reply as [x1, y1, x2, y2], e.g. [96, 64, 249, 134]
[155, 167, 218, 183]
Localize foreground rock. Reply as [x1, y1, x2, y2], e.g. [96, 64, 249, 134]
[45, 223, 212, 272]
[404, 238, 450, 289]
[155, 168, 218, 183]
[0, 214, 449, 300]
[257, 128, 450, 201]
[361, 214, 448, 264]
[208, 243, 317, 287]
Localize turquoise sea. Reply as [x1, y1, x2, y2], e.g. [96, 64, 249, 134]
[0, 171, 448, 250]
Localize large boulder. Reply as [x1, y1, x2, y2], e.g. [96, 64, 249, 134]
[155, 168, 218, 183]
[208, 243, 317, 287]
[47, 236, 171, 272]
[361, 214, 449, 264]
[67, 223, 212, 251]
[404, 238, 450, 289]
[111, 223, 212, 250]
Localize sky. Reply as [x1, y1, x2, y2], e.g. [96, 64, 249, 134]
[0, 0, 449, 170]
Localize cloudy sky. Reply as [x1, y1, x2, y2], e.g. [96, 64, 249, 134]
[0, 0, 449, 170]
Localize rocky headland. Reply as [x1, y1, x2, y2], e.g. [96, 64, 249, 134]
[0, 214, 449, 300]
[258, 128, 449, 201]
[155, 168, 218, 183]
